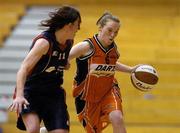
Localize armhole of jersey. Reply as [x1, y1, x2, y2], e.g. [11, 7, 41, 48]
[78, 39, 95, 60]
[29, 34, 53, 75]
[32, 36, 53, 73]
[40, 40, 53, 73]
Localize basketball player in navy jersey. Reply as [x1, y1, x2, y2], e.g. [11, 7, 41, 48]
[9, 6, 81, 133]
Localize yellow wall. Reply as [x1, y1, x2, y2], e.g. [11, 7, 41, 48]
[0, 0, 180, 6]
[1, 1, 180, 133]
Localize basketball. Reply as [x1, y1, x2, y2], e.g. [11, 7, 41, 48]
[131, 65, 159, 91]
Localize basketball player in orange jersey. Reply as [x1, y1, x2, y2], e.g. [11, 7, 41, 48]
[9, 6, 81, 133]
[68, 12, 139, 133]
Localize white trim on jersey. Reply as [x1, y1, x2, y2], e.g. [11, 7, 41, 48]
[78, 39, 95, 60]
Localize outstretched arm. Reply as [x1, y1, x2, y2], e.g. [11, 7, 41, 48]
[115, 62, 139, 73]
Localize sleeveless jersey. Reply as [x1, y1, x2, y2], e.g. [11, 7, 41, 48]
[24, 30, 73, 94]
[74, 34, 119, 102]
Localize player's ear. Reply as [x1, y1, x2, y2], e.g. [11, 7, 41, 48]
[66, 23, 72, 28]
[69, 22, 76, 27]
[65, 22, 73, 29]
[98, 26, 103, 32]
[63, 23, 70, 30]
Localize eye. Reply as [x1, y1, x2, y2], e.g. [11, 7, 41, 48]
[114, 31, 118, 35]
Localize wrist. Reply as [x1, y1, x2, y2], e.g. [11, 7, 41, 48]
[16, 90, 24, 97]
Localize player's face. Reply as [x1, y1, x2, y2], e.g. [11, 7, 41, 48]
[68, 18, 80, 39]
[99, 20, 120, 47]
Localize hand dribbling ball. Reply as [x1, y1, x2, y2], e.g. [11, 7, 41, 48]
[131, 65, 159, 91]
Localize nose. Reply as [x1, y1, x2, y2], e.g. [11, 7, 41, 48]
[78, 23, 80, 30]
[110, 33, 115, 38]
[112, 32, 117, 38]
[75, 29, 78, 33]
[76, 26, 79, 32]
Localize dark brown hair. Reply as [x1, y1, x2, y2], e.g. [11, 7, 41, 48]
[40, 5, 81, 31]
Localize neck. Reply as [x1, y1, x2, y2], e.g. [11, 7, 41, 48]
[55, 29, 67, 45]
[97, 34, 109, 48]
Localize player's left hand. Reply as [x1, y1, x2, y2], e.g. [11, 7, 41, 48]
[131, 64, 143, 73]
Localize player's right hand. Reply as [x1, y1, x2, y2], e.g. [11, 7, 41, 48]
[8, 96, 29, 114]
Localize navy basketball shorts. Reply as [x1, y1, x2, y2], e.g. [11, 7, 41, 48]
[18, 88, 69, 131]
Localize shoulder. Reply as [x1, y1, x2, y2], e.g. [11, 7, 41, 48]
[75, 41, 94, 55]
[76, 41, 92, 49]
[31, 38, 50, 55]
[69, 41, 94, 60]
[33, 38, 50, 48]
[76, 41, 95, 59]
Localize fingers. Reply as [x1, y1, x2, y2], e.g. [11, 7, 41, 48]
[8, 102, 17, 112]
[8, 103, 17, 112]
[8, 102, 21, 113]
[24, 100, 30, 105]
[8, 98, 29, 113]
[23, 100, 29, 109]
[23, 104, 27, 109]
[8, 103, 14, 112]
[131, 64, 141, 73]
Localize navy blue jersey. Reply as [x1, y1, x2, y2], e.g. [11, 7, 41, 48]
[24, 31, 73, 95]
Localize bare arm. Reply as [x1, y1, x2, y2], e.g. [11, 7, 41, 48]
[69, 41, 92, 61]
[115, 62, 138, 73]
[9, 38, 49, 113]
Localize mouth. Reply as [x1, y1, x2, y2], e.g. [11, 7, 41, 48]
[109, 38, 113, 42]
[73, 33, 76, 37]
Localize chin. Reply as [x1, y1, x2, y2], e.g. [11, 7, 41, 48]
[67, 37, 73, 40]
[108, 41, 112, 45]
[70, 36, 74, 40]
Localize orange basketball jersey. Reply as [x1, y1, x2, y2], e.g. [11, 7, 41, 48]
[73, 34, 120, 102]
